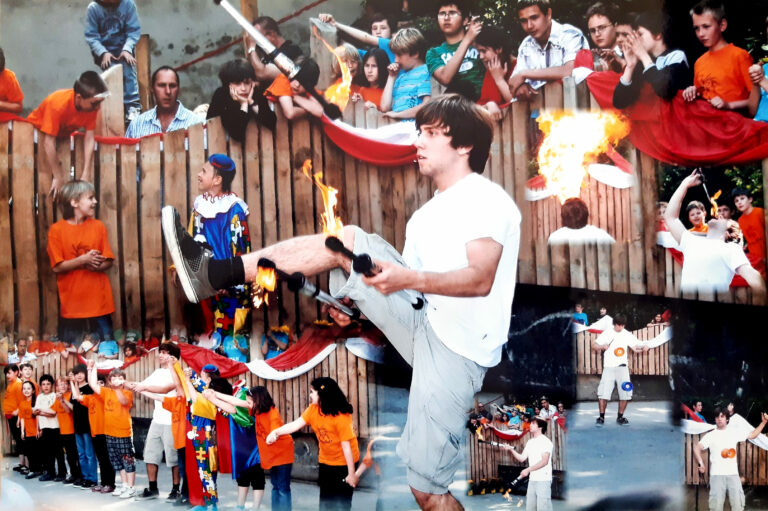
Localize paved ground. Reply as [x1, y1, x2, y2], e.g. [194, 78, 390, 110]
[566, 400, 683, 509]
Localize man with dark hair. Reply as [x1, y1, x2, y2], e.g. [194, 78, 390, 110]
[0, 46, 24, 117]
[27, 71, 107, 195]
[163, 94, 520, 511]
[510, 0, 588, 101]
[125, 66, 203, 138]
[585, 2, 624, 72]
[505, 417, 553, 510]
[319, 11, 396, 63]
[694, 409, 768, 511]
[591, 313, 648, 425]
[246, 16, 304, 82]
[547, 198, 615, 245]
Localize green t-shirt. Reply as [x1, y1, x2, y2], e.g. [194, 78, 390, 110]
[426, 41, 484, 101]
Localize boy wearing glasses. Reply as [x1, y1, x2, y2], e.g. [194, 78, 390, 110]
[426, 1, 485, 101]
[586, 2, 625, 72]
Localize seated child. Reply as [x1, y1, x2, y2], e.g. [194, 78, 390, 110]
[475, 26, 516, 121]
[381, 28, 431, 120]
[96, 332, 119, 360]
[613, 12, 691, 109]
[264, 57, 324, 120]
[687, 200, 709, 233]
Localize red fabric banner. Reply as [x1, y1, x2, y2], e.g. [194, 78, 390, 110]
[321, 115, 417, 167]
[681, 403, 705, 423]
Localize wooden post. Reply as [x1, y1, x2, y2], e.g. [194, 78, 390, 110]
[136, 34, 152, 110]
[310, 18, 337, 91]
[0, 125, 13, 332]
[97, 64, 125, 137]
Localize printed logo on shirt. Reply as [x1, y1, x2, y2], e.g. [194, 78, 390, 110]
[440, 47, 479, 67]
[614, 347, 625, 357]
[721, 448, 736, 458]
[316, 427, 332, 444]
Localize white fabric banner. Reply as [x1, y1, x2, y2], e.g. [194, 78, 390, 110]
[683, 414, 768, 451]
[244, 344, 337, 381]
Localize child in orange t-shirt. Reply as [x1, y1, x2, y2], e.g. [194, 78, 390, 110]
[4, 364, 27, 472]
[48, 180, 116, 348]
[88, 361, 136, 498]
[354, 48, 388, 111]
[686, 201, 709, 233]
[264, 57, 324, 120]
[52, 376, 83, 483]
[733, 187, 767, 278]
[27, 71, 108, 192]
[18, 380, 41, 477]
[73, 367, 116, 492]
[683, 2, 759, 113]
[267, 377, 360, 511]
[0, 47, 24, 119]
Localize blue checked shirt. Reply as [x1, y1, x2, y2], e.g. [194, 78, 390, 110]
[125, 101, 204, 138]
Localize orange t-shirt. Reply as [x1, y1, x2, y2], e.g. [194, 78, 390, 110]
[51, 393, 75, 435]
[0, 68, 23, 103]
[162, 396, 188, 450]
[689, 223, 709, 233]
[255, 407, 295, 469]
[359, 86, 383, 109]
[97, 387, 133, 438]
[301, 404, 359, 466]
[29, 340, 55, 354]
[27, 89, 99, 138]
[694, 44, 754, 102]
[47, 217, 115, 319]
[18, 399, 37, 437]
[266, 74, 295, 98]
[81, 393, 105, 437]
[2, 379, 23, 418]
[739, 207, 766, 261]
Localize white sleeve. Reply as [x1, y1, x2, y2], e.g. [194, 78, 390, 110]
[726, 244, 751, 272]
[594, 331, 612, 346]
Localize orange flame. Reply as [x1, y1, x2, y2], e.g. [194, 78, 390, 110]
[252, 266, 276, 308]
[710, 189, 722, 217]
[313, 26, 352, 110]
[537, 110, 630, 203]
[301, 159, 344, 240]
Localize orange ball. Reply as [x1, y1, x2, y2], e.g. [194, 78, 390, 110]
[614, 347, 625, 357]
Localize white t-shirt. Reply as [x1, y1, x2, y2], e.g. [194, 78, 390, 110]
[679, 231, 750, 293]
[699, 427, 749, 476]
[539, 405, 557, 420]
[402, 173, 521, 367]
[34, 392, 59, 429]
[547, 225, 615, 245]
[522, 434, 553, 482]
[594, 328, 642, 368]
[142, 368, 175, 425]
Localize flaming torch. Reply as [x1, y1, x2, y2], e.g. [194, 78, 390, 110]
[301, 159, 344, 241]
[251, 259, 277, 308]
[313, 27, 353, 111]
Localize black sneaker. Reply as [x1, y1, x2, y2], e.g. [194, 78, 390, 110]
[13, 464, 24, 472]
[64, 476, 78, 484]
[173, 495, 190, 507]
[19, 466, 30, 475]
[617, 416, 629, 426]
[139, 487, 160, 499]
[54, 475, 67, 482]
[166, 489, 181, 502]
[39, 473, 54, 482]
[25, 471, 42, 479]
[162, 206, 217, 303]
[595, 416, 605, 425]
[81, 480, 97, 489]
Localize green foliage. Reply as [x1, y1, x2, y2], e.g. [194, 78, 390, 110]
[724, 166, 765, 207]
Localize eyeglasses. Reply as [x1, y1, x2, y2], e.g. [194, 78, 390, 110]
[589, 24, 613, 35]
[437, 11, 461, 19]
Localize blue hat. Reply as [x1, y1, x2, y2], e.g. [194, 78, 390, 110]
[202, 364, 220, 374]
[208, 154, 235, 173]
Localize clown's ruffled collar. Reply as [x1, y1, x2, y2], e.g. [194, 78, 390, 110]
[193, 192, 249, 219]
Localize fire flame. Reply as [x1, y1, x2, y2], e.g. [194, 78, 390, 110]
[710, 189, 722, 217]
[252, 266, 277, 308]
[536, 110, 630, 203]
[301, 159, 344, 240]
[313, 26, 352, 110]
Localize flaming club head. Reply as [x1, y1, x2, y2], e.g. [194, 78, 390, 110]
[312, 26, 352, 111]
[709, 189, 722, 217]
[301, 159, 344, 240]
[536, 110, 630, 203]
[252, 258, 277, 308]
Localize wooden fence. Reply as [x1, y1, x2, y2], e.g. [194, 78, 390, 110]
[0, 79, 765, 337]
[685, 432, 768, 486]
[574, 323, 669, 376]
[467, 422, 566, 484]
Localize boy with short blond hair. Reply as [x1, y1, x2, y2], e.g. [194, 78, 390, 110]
[682, 1, 759, 112]
[381, 28, 431, 119]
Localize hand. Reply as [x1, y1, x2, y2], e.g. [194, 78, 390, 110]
[322, 298, 355, 327]
[202, 388, 215, 400]
[67, 373, 75, 382]
[100, 52, 116, 70]
[230, 83, 254, 108]
[625, 31, 650, 65]
[345, 472, 359, 488]
[485, 54, 505, 81]
[761, 412, 768, 423]
[266, 430, 279, 444]
[49, 176, 62, 200]
[463, 16, 482, 44]
[748, 64, 764, 85]
[709, 96, 726, 109]
[124, 381, 136, 390]
[32, 409, 40, 416]
[361, 259, 415, 295]
[350, 92, 363, 103]
[318, 13, 336, 25]
[483, 101, 503, 121]
[619, 42, 637, 70]
[698, 463, 706, 474]
[382, 111, 400, 119]
[514, 83, 539, 101]
[520, 468, 531, 478]
[682, 86, 698, 102]
[508, 73, 526, 94]
[36, 430, 42, 439]
[245, 35, 257, 53]
[183, 367, 193, 378]
[79, 249, 105, 270]
[119, 51, 136, 67]
[56, 391, 63, 400]
[387, 62, 400, 78]
[363, 101, 378, 110]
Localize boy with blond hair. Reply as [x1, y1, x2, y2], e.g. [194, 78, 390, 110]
[381, 28, 431, 119]
[682, 1, 759, 113]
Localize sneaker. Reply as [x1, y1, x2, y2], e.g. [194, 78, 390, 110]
[64, 476, 78, 484]
[595, 416, 604, 425]
[12, 465, 24, 472]
[162, 205, 217, 303]
[120, 487, 137, 499]
[166, 489, 181, 502]
[19, 467, 30, 475]
[25, 472, 42, 479]
[38, 473, 54, 482]
[100, 485, 116, 494]
[92, 485, 104, 492]
[54, 475, 67, 482]
[112, 485, 125, 497]
[617, 416, 629, 426]
[81, 480, 97, 489]
[139, 487, 160, 499]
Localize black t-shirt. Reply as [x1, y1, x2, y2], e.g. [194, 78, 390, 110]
[262, 40, 303, 64]
[70, 383, 93, 434]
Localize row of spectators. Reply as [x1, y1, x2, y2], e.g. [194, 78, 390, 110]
[467, 397, 566, 433]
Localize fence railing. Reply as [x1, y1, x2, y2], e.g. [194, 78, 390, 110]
[574, 323, 669, 376]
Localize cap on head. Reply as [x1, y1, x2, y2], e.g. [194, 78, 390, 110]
[208, 154, 236, 173]
[202, 364, 220, 375]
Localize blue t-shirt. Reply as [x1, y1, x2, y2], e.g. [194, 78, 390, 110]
[755, 64, 768, 123]
[222, 335, 248, 363]
[572, 312, 588, 325]
[392, 64, 431, 114]
[98, 340, 119, 357]
[358, 37, 396, 63]
[261, 331, 290, 360]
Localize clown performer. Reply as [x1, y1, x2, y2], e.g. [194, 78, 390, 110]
[591, 313, 649, 426]
[189, 154, 251, 350]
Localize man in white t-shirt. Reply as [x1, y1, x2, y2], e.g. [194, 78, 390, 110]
[163, 94, 521, 511]
[694, 408, 768, 511]
[538, 396, 557, 420]
[591, 313, 648, 425]
[507, 417, 553, 510]
[547, 198, 615, 246]
[663, 170, 765, 302]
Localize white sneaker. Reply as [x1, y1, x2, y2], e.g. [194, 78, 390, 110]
[120, 487, 136, 499]
[112, 485, 124, 497]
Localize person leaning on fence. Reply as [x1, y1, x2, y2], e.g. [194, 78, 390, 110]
[732, 187, 767, 279]
[475, 26, 516, 121]
[84, 0, 141, 122]
[0, 46, 23, 116]
[687, 200, 708, 233]
[8, 338, 37, 364]
[263, 56, 324, 120]
[683, 1, 759, 115]
[612, 11, 691, 109]
[207, 58, 276, 143]
[47, 180, 116, 349]
[380, 27, 431, 120]
[585, 2, 625, 72]
[125, 66, 204, 138]
[694, 408, 768, 511]
[592, 313, 648, 426]
[354, 47, 389, 109]
[509, 0, 589, 102]
[319, 11, 396, 63]
[27, 71, 107, 195]
[504, 417, 553, 511]
[246, 16, 304, 83]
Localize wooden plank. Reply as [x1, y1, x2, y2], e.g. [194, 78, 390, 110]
[138, 136, 164, 333]
[569, 241, 586, 289]
[341, 104, 361, 228]
[97, 143, 123, 330]
[0, 124, 12, 331]
[35, 141, 58, 336]
[511, 101, 535, 284]
[119, 143, 141, 329]
[163, 129, 188, 333]
[273, 108, 296, 327]
[550, 241, 569, 287]
[12, 122, 39, 333]
[97, 64, 125, 137]
[229, 138, 245, 199]
[188, 124, 205, 215]
[135, 34, 152, 110]
[258, 115, 280, 329]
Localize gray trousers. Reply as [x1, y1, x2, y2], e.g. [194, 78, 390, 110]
[709, 474, 744, 511]
[526, 480, 553, 511]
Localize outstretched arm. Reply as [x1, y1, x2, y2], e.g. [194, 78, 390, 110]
[318, 14, 378, 48]
[747, 412, 768, 439]
[266, 416, 307, 444]
[663, 170, 701, 245]
[87, 359, 100, 395]
[735, 265, 766, 305]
